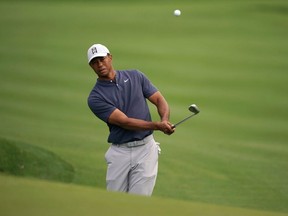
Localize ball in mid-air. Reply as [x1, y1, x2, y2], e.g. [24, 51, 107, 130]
[174, 9, 181, 16]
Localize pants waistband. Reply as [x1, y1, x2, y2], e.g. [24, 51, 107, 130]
[113, 134, 153, 148]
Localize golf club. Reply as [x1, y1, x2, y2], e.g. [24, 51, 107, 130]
[172, 104, 200, 128]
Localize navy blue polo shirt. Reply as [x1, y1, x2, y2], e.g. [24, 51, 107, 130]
[88, 69, 158, 144]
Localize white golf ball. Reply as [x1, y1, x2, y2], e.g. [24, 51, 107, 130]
[174, 9, 181, 16]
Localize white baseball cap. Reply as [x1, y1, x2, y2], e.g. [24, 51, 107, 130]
[87, 44, 110, 63]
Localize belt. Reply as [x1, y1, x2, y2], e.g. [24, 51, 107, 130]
[113, 134, 153, 148]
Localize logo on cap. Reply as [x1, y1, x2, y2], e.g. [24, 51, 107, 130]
[92, 47, 97, 54]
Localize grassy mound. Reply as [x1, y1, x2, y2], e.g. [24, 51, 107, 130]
[0, 138, 74, 182]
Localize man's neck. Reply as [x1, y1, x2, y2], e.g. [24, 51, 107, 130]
[98, 70, 116, 81]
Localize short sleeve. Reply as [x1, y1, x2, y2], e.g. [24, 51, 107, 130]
[87, 94, 116, 123]
[137, 70, 158, 98]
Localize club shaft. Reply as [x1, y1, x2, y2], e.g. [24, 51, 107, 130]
[172, 113, 196, 128]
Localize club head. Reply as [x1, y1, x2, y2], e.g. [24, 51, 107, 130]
[189, 104, 200, 114]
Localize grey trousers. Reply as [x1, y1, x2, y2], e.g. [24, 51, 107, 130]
[104, 135, 159, 196]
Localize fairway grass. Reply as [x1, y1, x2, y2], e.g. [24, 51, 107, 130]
[1, 175, 288, 216]
[0, 0, 288, 214]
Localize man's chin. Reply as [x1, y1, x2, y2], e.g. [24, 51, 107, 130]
[98, 70, 108, 76]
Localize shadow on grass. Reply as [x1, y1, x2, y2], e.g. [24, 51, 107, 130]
[0, 137, 74, 183]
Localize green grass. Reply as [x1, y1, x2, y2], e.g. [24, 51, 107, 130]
[0, 137, 74, 182]
[0, 0, 288, 214]
[1, 175, 288, 216]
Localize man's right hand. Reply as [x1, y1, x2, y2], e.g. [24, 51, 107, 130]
[157, 121, 175, 135]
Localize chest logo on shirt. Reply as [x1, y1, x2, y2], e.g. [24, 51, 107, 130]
[124, 79, 129, 83]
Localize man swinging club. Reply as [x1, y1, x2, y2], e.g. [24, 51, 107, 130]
[87, 43, 175, 196]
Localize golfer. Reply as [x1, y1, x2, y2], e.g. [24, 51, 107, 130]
[87, 44, 175, 196]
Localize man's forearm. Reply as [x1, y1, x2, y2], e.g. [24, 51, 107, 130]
[108, 109, 173, 134]
[148, 91, 170, 122]
[113, 117, 173, 135]
[157, 98, 170, 122]
[108, 108, 160, 131]
[116, 117, 161, 131]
